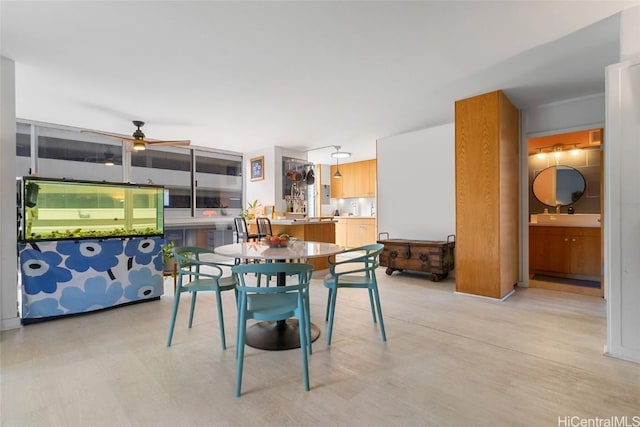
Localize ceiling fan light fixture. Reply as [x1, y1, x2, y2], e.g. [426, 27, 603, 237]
[331, 151, 351, 159]
[132, 141, 146, 151]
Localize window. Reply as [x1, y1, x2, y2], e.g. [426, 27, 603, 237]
[195, 150, 242, 217]
[15, 120, 244, 219]
[131, 148, 193, 210]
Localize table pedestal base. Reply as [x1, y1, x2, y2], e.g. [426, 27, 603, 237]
[245, 319, 320, 350]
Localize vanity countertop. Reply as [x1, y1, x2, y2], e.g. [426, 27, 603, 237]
[529, 213, 600, 227]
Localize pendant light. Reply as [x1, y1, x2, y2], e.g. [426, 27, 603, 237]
[333, 146, 343, 178]
[303, 144, 350, 178]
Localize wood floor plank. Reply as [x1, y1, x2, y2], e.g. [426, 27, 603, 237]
[2, 268, 639, 426]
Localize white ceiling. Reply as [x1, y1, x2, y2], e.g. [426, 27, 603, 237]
[1, 1, 637, 164]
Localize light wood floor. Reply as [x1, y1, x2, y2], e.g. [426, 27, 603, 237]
[2, 268, 639, 426]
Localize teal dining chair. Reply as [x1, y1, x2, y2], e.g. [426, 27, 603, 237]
[232, 262, 314, 397]
[166, 246, 237, 350]
[324, 243, 386, 345]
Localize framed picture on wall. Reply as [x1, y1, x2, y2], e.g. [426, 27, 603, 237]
[250, 156, 264, 181]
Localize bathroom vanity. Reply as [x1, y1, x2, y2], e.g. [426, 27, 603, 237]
[529, 217, 601, 281]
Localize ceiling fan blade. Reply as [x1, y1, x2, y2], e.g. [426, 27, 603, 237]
[83, 127, 190, 148]
[81, 129, 135, 141]
[144, 140, 191, 146]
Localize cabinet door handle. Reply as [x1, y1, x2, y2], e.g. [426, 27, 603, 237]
[564, 238, 569, 242]
[571, 238, 576, 242]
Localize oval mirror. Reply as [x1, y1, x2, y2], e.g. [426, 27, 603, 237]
[532, 165, 586, 207]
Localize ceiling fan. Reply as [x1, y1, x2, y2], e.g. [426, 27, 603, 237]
[82, 120, 191, 151]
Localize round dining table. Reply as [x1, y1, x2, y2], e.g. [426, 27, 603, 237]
[215, 240, 344, 351]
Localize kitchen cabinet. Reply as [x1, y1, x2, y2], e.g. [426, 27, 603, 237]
[341, 162, 357, 197]
[334, 217, 376, 248]
[368, 159, 377, 197]
[330, 159, 376, 198]
[349, 218, 376, 248]
[335, 218, 348, 247]
[330, 165, 343, 198]
[529, 226, 600, 280]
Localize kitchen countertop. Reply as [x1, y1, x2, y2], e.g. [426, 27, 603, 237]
[333, 216, 376, 219]
[267, 219, 337, 225]
[166, 216, 381, 228]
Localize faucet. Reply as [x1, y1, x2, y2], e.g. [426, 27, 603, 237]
[556, 204, 561, 214]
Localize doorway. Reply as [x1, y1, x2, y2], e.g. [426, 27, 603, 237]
[527, 128, 604, 297]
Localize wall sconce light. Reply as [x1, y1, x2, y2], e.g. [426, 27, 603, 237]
[532, 143, 584, 158]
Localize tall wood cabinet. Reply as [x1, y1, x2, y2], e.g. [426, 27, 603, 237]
[455, 90, 520, 299]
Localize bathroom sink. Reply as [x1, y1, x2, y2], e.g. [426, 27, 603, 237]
[530, 213, 601, 227]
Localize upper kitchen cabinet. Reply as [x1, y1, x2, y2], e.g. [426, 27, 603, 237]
[368, 159, 377, 197]
[330, 164, 344, 198]
[455, 90, 519, 299]
[330, 159, 376, 198]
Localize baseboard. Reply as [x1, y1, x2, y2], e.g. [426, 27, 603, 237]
[454, 288, 515, 302]
[1, 316, 21, 331]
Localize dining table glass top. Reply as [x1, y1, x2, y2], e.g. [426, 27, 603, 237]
[214, 240, 344, 261]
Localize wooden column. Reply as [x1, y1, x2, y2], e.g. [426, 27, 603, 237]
[455, 90, 519, 299]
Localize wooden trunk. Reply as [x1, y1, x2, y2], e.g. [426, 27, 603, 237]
[377, 236, 455, 282]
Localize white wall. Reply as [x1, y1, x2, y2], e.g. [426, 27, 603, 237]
[523, 93, 605, 137]
[244, 145, 307, 214]
[377, 123, 455, 241]
[245, 146, 277, 212]
[1, 56, 20, 330]
[604, 6, 640, 363]
[620, 6, 640, 61]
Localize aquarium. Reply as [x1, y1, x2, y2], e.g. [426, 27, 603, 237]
[17, 177, 164, 241]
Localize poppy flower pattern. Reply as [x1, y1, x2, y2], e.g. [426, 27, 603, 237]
[19, 237, 163, 320]
[125, 238, 159, 266]
[124, 267, 163, 300]
[58, 239, 123, 272]
[20, 248, 72, 295]
[60, 276, 123, 312]
[153, 253, 163, 271]
[23, 298, 64, 318]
